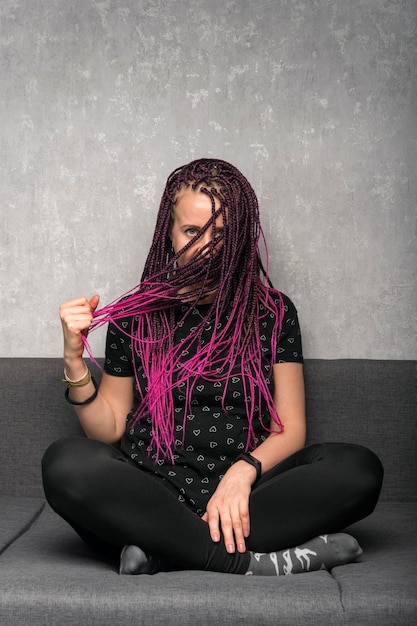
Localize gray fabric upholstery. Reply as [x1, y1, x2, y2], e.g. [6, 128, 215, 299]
[0, 359, 85, 498]
[1, 359, 416, 500]
[342, 503, 417, 625]
[0, 504, 415, 625]
[0, 506, 352, 625]
[0, 497, 45, 552]
[304, 360, 417, 502]
[0, 358, 416, 624]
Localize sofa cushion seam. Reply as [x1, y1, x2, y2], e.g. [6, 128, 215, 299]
[0, 500, 46, 556]
[330, 568, 346, 614]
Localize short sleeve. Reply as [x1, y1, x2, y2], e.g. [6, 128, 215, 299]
[274, 293, 303, 364]
[104, 320, 135, 377]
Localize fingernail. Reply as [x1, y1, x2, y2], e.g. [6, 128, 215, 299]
[227, 544, 235, 553]
[238, 543, 245, 552]
[213, 534, 220, 542]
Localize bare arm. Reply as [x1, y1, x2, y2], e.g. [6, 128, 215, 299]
[247, 362, 306, 472]
[60, 296, 133, 444]
[69, 371, 133, 443]
[203, 362, 306, 554]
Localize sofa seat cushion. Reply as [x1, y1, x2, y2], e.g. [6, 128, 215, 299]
[0, 501, 416, 625]
[0, 505, 344, 626]
[336, 502, 417, 625]
[0, 496, 45, 553]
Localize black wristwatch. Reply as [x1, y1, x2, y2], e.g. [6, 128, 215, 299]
[233, 453, 262, 482]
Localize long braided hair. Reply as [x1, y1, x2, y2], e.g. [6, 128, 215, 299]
[87, 158, 284, 461]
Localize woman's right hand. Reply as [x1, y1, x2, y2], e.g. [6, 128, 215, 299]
[58, 294, 133, 444]
[59, 295, 100, 363]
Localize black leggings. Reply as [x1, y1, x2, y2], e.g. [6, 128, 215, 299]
[42, 438, 383, 574]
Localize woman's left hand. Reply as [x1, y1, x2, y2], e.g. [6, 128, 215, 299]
[201, 460, 257, 554]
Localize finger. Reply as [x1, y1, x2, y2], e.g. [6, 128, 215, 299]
[89, 294, 100, 313]
[232, 506, 250, 553]
[239, 503, 251, 539]
[206, 508, 221, 544]
[59, 301, 92, 323]
[229, 508, 247, 554]
[231, 525, 246, 554]
[61, 305, 93, 319]
[60, 309, 95, 336]
[61, 308, 94, 328]
[60, 297, 90, 312]
[217, 508, 236, 554]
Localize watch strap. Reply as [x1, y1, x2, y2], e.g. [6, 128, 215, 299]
[233, 452, 262, 482]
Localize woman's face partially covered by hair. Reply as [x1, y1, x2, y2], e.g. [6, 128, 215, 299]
[169, 187, 225, 268]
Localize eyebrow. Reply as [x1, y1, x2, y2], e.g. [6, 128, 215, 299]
[182, 223, 224, 231]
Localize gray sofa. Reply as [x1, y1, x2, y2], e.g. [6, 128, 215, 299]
[0, 358, 416, 625]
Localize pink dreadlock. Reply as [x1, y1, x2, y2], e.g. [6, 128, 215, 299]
[86, 158, 285, 462]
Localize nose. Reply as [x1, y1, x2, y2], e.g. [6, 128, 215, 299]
[193, 229, 215, 257]
[200, 230, 214, 248]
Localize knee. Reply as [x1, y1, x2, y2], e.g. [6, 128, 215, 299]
[331, 443, 384, 514]
[42, 437, 93, 512]
[354, 445, 384, 508]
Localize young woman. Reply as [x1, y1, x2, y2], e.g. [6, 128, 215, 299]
[42, 158, 383, 576]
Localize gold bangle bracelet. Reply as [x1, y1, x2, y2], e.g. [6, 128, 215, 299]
[61, 366, 92, 388]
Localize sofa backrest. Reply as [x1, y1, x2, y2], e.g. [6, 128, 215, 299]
[0, 358, 415, 501]
[304, 359, 416, 502]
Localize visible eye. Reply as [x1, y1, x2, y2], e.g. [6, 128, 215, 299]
[185, 227, 199, 236]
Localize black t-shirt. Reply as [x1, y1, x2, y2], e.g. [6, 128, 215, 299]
[104, 292, 303, 515]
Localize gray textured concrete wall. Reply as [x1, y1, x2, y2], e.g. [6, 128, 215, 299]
[1, 0, 416, 359]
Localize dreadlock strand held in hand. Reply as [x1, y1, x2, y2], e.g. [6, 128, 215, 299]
[85, 158, 285, 461]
